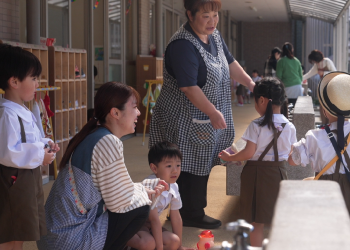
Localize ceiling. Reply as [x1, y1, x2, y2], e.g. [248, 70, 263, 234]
[287, 0, 349, 22]
[221, 0, 289, 22]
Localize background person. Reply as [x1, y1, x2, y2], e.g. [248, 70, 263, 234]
[303, 50, 336, 81]
[303, 50, 337, 125]
[264, 47, 281, 77]
[276, 42, 303, 106]
[149, 0, 255, 229]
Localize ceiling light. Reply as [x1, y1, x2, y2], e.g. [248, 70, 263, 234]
[258, 16, 263, 19]
[250, 6, 258, 12]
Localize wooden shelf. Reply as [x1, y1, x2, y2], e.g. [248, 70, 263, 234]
[49, 46, 87, 177]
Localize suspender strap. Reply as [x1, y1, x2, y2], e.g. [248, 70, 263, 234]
[258, 123, 286, 162]
[17, 116, 26, 143]
[314, 133, 350, 179]
[315, 127, 350, 182]
[324, 126, 345, 166]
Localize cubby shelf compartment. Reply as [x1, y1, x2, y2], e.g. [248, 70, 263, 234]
[48, 46, 87, 178]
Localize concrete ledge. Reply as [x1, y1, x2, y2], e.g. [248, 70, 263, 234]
[267, 181, 350, 250]
[287, 96, 314, 180]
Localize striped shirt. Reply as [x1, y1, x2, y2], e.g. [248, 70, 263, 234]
[91, 134, 159, 213]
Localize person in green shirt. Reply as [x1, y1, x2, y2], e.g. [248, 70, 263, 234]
[276, 42, 303, 106]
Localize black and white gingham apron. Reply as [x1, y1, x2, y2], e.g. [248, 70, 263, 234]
[149, 25, 235, 176]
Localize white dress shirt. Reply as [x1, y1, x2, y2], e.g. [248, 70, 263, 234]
[0, 98, 51, 169]
[146, 174, 182, 215]
[242, 114, 297, 161]
[292, 121, 350, 175]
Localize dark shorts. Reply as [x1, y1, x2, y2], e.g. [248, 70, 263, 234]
[0, 165, 46, 243]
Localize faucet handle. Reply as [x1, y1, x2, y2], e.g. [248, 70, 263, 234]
[226, 219, 254, 234]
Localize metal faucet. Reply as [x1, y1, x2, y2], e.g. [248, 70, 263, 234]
[210, 219, 265, 250]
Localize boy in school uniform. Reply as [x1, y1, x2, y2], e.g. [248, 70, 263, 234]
[289, 72, 350, 213]
[127, 141, 193, 250]
[0, 44, 59, 249]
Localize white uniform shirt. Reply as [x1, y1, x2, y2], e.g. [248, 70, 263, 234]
[146, 174, 182, 215]
[292, 121, 350, 174]
[0, 98, 51, 169]
[242, 114, 297, 161]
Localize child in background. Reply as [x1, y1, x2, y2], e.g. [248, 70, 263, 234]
[288, 72, 350, 214]
[127, 141, 193, 250]
[219, 77, 297, 247]
[252, 69, 262, 83]
[236, 66, 248, 107]
[0, 44, 59, 249]
[250, 69, 262, 102]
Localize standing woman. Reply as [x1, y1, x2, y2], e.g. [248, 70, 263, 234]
[149, 0, 255, 229]
[37, 82, 167, 250]
[276, 42, 303, 106]
[264, 47, 281, 77]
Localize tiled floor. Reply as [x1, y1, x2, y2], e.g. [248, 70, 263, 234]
[24, 102, 259, 249]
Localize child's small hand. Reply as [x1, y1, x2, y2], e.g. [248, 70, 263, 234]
[145, 180, 169, 199]
[43, 147, 55, 165]
[154, 180, 169, 197]
[48, 141, 60, 153]
[218, 150, 232, 162]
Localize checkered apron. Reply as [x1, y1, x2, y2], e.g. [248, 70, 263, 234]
[149, 25, 235, 176]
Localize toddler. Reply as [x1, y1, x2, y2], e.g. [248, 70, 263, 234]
[127, 141, 193, 250]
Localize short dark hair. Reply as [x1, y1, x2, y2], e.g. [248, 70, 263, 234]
[184, 0, 221, 21]
[0, 44, 42, 91]
[148, 141, 182, 166]
[252, 69, 259, 74]
[308, 50, 324, 64]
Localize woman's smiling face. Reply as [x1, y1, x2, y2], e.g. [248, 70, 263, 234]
[118, 95, 140, 136]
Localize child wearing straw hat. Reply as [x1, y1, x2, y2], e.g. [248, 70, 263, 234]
[288, 72, 350, 214]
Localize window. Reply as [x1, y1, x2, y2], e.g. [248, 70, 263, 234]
[48, 0, 69, 47]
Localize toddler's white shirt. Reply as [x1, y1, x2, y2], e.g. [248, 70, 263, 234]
[0, 98, 51, 169]
[146, 174, 182, 215]
[292, 121, 350, 174]
[242, 114, 297, 161]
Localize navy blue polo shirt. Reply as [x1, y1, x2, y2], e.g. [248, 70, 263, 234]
[165, 22, 235, 88]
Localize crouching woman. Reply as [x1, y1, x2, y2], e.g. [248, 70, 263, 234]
[37, 82, 168, 250]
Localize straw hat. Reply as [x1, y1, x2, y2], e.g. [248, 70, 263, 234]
[317, 72, 350, 119]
